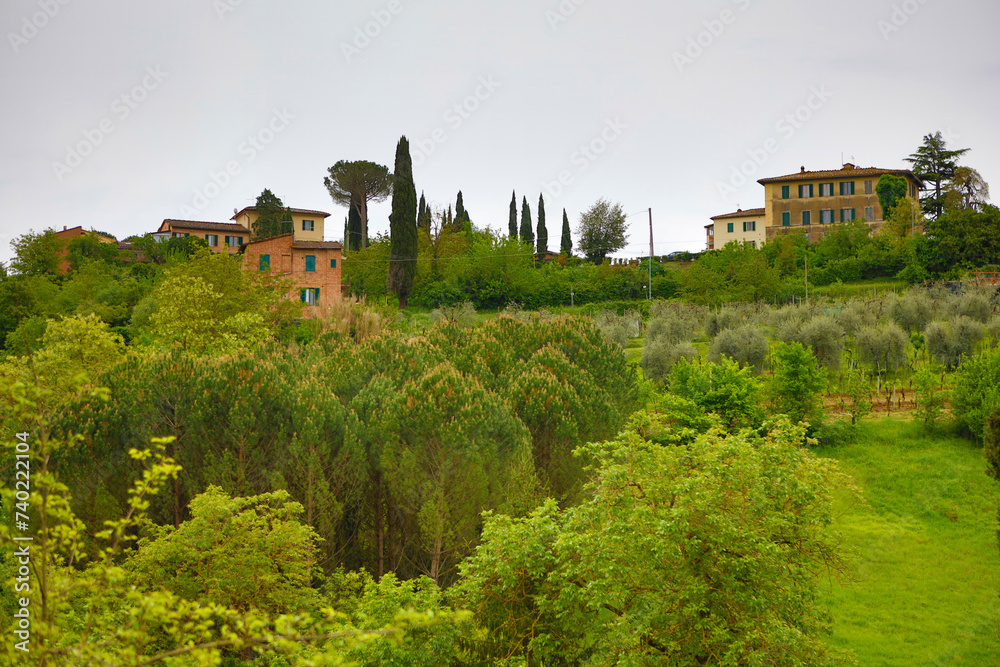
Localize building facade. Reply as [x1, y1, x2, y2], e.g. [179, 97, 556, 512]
[758, 164, 922, 242]
[708, 208, 766, 249]
[242, 234, 343, 310]
[156, 219, 250, 254]
[231, 207, 330, 243]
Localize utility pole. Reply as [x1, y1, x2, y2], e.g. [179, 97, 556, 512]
[804, 252, 809, 301]
[648, 208, 653, 300]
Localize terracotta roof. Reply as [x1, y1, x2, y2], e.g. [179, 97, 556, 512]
[160, 219, 250, 233]
[232, 207, 331, 220]
[757, 165, 923, 185]
[292, 240, 343, 250]
[710, 208, 766, 221]
[243, 233, 293, 248]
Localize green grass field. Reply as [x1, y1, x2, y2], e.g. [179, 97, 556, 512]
[816, 419, 1000, 665]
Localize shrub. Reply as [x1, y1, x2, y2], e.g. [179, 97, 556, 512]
[986, 316, 1000, 348]
[799, 316, 845, 370]
[890, 292, 933, 333]
[952, 347, 1000, 441]
[670, 356, 764, 429]
[913, 368, 947, 431]
[948, 291, 992, 323]
[770, 341, 826, 426]
[925, 316, 984, 369]
[834, 302, 876, 336]
[641, 339, 698, 384]
[430, 301, 477, 328]
[854, 323, 909, 375]
[594, 309, 641, 348]
[705, 308, 742, 338]
[646, 315, 694, 347]
[709, 324, 768, 372]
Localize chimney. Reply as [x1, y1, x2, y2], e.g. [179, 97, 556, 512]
[800, 166, 806, 173]
[63, 226, 67, 231]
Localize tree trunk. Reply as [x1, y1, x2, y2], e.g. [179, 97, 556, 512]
[360, 198, 369, 249]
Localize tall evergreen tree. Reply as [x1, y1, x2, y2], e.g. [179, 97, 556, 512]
[455, 191, 472, 231]
[560, 208, 573, 256]
[508, 191, 518, 239]
[251, 189, 289, 240]
[520, 196, 534, 248]
[324, 160, 393, 249]
[536, 193, 548, 256]
[346, 205, 363, 251]
[387, 137, 418, 309]
[417, 192, 432, 231]
[905, 131, 971, 220]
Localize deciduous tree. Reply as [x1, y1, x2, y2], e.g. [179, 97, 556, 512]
[576, 198, 628, 263]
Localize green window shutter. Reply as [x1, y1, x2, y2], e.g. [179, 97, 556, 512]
[259, 254, 270, 271]
[727, 222, 734, 233]
[305, 255, 316, 272]
[782, 212, 790, 226]
[782, 186, 789, 199]
[798, 185, 803, 198]
[802, 211, 811, 225]
[314, 288, 320, 300]
[851, 208, 856, 220]
[840, 209, 845, 222]
[300, 289, 306, 303]
[330, 259, 337, 268]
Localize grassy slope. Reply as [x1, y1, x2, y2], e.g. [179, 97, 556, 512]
[816, 419, 1000, 665]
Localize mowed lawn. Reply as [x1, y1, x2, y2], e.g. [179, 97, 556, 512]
[816, 419, 1000, 665]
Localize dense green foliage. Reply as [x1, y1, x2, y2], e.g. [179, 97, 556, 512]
[387, 137, 418, 308]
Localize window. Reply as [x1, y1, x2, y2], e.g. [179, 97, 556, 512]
[205, 234, 218, 246]
[840, 208, 856, 222]
[302, 220, 315, 231]
[782, 212, 790, 226]
[171, 232, 190, 238]
[819, 183, 834, 197]
[840, 181, 855, 195]
[865, 180, 873, 194]
[259, 254, 270, 271]
[300, 288, 320, 305]
[781, 186, 790, 199]
[743, 220, 756, 232]
[330, 259, 337, 268]
[225, 235, 244, 247]
[802, 210, 811, 225]
[727, 222, 734, 233]
[865, 206, 874, 221]
[749, 240, 756, 248]
[305, 255, 316, 272]
[804, 233, 810, 242]
[820, 209, 834, 224]
[798, 184, 814, 198]
[910, 183, 917, 197]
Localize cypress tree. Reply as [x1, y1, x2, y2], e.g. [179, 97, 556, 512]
[456, 191, 466, 221]
[418, 192, 432, 231]
[520, 196, 534, 248]
[536, 193, 548, 256]
[561, 208, 573, 255]
[347, 204, 363, 251]
[455, 190, 471, 231]
[508, 191, 518, 239]
[388, 136, 418, 309]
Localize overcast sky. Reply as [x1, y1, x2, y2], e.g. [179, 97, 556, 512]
[2, 0, 998, 265]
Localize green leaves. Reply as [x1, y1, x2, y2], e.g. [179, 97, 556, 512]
[457, 412, 857, 666]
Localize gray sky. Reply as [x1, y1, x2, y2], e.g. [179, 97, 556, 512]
[2, 0, 998, 265]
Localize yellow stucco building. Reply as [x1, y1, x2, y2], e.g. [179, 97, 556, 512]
[231, 206, 331, 243]
[758, 164, 922, 242]
[707, 208, 766, 250]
